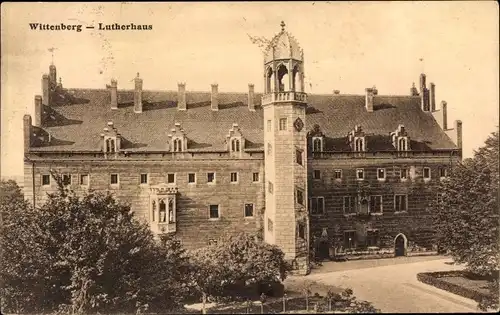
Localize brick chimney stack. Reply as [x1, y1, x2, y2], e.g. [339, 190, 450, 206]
[211, 84, 219, 111]
[34, 95, 43, 127]
[42, 74, 50, 106]
[23, 115, 32, 154]
[441, 101, 448, 130]
[178, 83, 186, 111]
[110, 79, 118, 110]
[248, 84, 255, 111]
[420, 73, 430, 111]
[134, 73, 143, 113]
[365, 87, 375, 112]
[455, 120, 463, 149]
[49, 64, 57, 88]
[429, 82, 436, 111]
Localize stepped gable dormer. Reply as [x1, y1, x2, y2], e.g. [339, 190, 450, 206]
[226, 123, 245, 155]
[308, 124, 324, 152]
[167, 123, 188, 152]
[100, 121, 121, 155]
[348, 125, 367, 152]
[390, 124, 411, 151]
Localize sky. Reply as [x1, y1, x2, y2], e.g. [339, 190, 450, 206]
[1, 1, 499, 178]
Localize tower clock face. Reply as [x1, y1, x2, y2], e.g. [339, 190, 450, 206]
[294, 117, 304, 132]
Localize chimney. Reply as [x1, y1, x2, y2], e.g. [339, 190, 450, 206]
[211, 84, 219, 111]
[248, 84, 255, 111]
[420, 73, 430, 111]
[134, 72, 143, 113]
[419, 73, 426, 92]
[23, 115, 32, 154]
[178, 83, 186, 111]
[410, 82, 419, 96]
[34, 95, 43, 127]
[110, 79, 118, 110]
[365, 87, 374, 112]
[49, 64, 57, 87]
[455, 120, 463, 149]
[429, 82, 436, 111]
[42, 74, 50, 106]
[441, 101, 448, 130]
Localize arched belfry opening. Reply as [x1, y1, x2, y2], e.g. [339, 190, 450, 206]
[266, 67, 274, 93]
[292, 65, 300, 92]
[277, 64, 289, 92]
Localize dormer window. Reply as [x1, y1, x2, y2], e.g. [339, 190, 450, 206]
[354, 137, 365, 152]
[168, 122, 188, 152]
[101, 121, 121, 155]
[348, 125, 367, 153]
[312, 137, 323, 152]
[308, 124, 325, 153]
[232, 138, 241, 152]
[226, 123, 246, 155]
[391, 125, 411, 152]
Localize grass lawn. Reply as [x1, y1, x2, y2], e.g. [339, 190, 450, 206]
[439, 275, 491, 295]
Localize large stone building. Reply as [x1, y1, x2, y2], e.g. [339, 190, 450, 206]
[23, 22, 462, 274]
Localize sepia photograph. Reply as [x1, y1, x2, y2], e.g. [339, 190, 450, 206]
[1, 1, 499, 314]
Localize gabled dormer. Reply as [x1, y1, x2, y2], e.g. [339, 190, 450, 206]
[168, 123, 188, 152]
[348, 125, 366, 152]
[390, 124, 411, 151]
[226, 123, 245, 156]
[308, 124, 324, 153]
[100, 121, 121, 156]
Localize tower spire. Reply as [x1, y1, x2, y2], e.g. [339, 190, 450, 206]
[280, 21, 286, 31]
[48, 47, 57, 65]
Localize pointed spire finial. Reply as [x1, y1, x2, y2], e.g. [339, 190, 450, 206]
[280, 21, 285, 31]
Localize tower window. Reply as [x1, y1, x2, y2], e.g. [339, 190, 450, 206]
[313, 170, 321, 180]
[279, 118, 287, 131]
[230, 172, 238, 183]
[296, 189, 304, 205]
[42, 174, 50, 186]
[207, 172, 215, 183]
[395, 194, 407, 212]
[167, 173, 176, 184]
[209, 204, 220, 219]
[267, 143, 272, 156]
[159, 200, 167, 222]
[252, 172, 260, 182]
[267, 120, 272, 132]
[110, 174, 118, 185]
[244, 203, 254, 217]
[298, 223, 306, 239]
[296, 149, 303, 165]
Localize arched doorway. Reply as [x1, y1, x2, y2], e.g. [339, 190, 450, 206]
[317, 240, 330, 261]
[394, 233, 407, 257]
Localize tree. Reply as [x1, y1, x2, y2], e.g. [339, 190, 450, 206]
[189, 233, 290, 313]
[431, 129, 499, 310]
[0, 175, 190, 314]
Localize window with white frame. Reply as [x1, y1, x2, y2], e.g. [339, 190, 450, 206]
[231, 138, 241, 152]
[188, 173, 196, 184]
[395, 194, 407, 212]
[207, 172, 216, 183]
[279, 118, 287, 131]
[369, 195, 383, 214]
[310, 197, 325, 215]
[173, 138, 183, 152]
[334, 169, 342, 180]
[354, 137, 365, 152]
[42, 174, 51, 186]
[439, 167, 448, 178]
[343, 196, 356, 214]
[167, 173, 176, 184]
[356, 169, 364, 180]
[423, 167, 431, 180]
[377, 168, 386, 180]
[230, 172, 238, 183]
[209, 204, 220, 219]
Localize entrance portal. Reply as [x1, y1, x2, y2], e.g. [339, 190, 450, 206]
[394, 234, 407, 257]
[317, 240, 330, 260]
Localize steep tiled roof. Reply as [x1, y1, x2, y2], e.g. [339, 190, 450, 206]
[30, 89, 458, 152]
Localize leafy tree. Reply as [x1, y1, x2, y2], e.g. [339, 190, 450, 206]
[431, 129, 499, 310]
[189, 233, 290, 313]
[0, 175, 190, 314]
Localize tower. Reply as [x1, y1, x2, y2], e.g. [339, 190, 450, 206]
[262, 21, 309, 275]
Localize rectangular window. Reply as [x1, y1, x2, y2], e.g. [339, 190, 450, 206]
[369, 196, 383, 213]
[63, 174, 72, 186]
[207, 172, 215, 183]
[279, 118, 287, 131]
[440, 167, 448, 178]
[366, 230, 380, 247]
[267, 119, 272, 132]
[244, 203, 254, 217]
[252, 172, 260, 182]
[110, 174, 118, 185]
[268, 181, 274, 194]
[42, 174, 50, 186]
[313, 170, 321, 180]
[167, 173, 176, 184]
[296, 189, 304, 205]
[298, 223, 306, 239]
[400, 168, 408, 180]
[356, 169, 364, 180]
[343, 196, 356, 214]
[188, 173, 196, 183]
[395, 194, 407, 212]
[209, 204, 219, 219]
[230, 172, 238, 183]
[80, 174, 89, 186]
[268, 218, 274, 232]
[310, 197, 325, 215]
[344, 230, 357, 249]
[140, 173, 148, 184]
[296, 149, 303, 165]
[377, 168, 386, 180]
[334, 169, 342, 180]
[423, 167, 431, 179]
